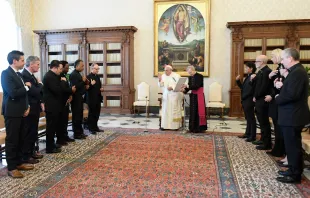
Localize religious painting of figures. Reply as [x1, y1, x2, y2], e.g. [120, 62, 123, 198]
[154, 0, 210, 77]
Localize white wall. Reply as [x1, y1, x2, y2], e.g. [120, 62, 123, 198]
[31, 0, 310, 106]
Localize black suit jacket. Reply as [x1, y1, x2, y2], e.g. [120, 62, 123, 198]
[21, 69, 43, 115]
[69, 70, 86, 97]
[236, 74, 255, 101]
[1, 66, 29, 117]
[253, 65, 272, 100]
[43, 70, 67, 113]
[60, 72, 72, 106]
[86, 73, 102, 105]
[276, 63, 310, 126]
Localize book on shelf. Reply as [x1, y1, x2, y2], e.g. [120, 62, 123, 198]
[65, 44, 79, 51]
[48, 45, 62, 52]
[107, 53, 121, 62]
[89, 54, 104, 62]
[66, 54, 79, 62]
[244, 51, 262, 59]
[107, 43, 121, 50]
[300, 38, 310, 45]
[48, 55, 63, 62]
[68, 66, 75, 74]
[266, 38, 285, 46]
[107, 100, 121, 107]
[107, 78, 121, 84]
[267, 64, 278, 70]
[300, 50, 310, 59]
[89, 43, 104, 50]
[107, 66, 121, 74]
[244, 39, 262, 47]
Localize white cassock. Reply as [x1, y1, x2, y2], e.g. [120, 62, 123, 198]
[158, 72, 183, 130]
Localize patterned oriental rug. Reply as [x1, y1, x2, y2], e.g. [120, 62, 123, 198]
[0, 128, 309, 197]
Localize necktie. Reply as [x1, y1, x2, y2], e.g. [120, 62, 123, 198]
[32, 74, 38, 84]
[16, 72, 25, 84]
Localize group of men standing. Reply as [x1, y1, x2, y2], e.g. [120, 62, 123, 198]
[158, 65, 208, 132]
[237, 48, 310, 184]
[1, 50, 104, 178]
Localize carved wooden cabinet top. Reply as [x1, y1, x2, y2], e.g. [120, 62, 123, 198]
[226, 19, 310, 29]
[33, 26, 137, 35]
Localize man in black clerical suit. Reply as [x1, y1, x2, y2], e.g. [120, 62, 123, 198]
[275, 48, 310, 184]
[55, 62, 76, 145]
[43, 60, 67, 153]
[236, 62, 257, 142]
[21, 56, 44, 164]
[59, 61, 75, 143]
[251, 55, 272, 150]
[70, 60, 89, 139]
[181, 66, 208, 133]
[86, 63, 104, 134]
[1, 50, 34, 178]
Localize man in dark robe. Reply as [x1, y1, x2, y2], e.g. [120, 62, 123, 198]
[181, 66, 207, 132]
[86, 63, 104, 134]
[59, 61, 75, 143]
[69, 60, 88, 139]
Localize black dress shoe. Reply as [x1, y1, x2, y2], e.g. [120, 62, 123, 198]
[90, 131, 97, 135]
[22, 157, 39, 164]
[74, 135, 86, 139]
[278, 163, 290, 168]
[278, 170, 292, 176]
[32, 152, 44, 159]
[276, 176, 301, 184]
[238, 134, 248, 138]
[65, 137, 75, 142]
[46, 148, 62, 154]
[94, 128, 104, 132]
[55, 144, 62, 148]
[252, 140, 263, 145]
[256, 145, 272, 150]
[245, 138, 255, 142]
[56, 141, 68, 146]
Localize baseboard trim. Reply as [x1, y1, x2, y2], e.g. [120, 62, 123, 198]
[134, 106, 230, 116]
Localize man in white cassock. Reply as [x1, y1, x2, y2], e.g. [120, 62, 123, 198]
[158, 65, 183, 130]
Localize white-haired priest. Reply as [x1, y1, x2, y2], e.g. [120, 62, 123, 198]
[158, 65, 183, 130]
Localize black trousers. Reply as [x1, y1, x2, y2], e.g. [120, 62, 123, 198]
[281, 125, 304, 179]
[87, 101, 101, 131]
[4, 116, 25, 171]
[270, 114, 285, 157]
[71, 95, 84, 136]
[242, 98, 256, 139]
[45, 111, 61, 151]
[22, 112, 40, 160]
[255, 98, 271, 147]
[60, 105, 70, 139]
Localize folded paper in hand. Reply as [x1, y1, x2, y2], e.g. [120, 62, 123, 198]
[173, 77, 187, 92]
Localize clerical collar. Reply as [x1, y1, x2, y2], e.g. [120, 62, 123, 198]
[287, 63, 299, 73]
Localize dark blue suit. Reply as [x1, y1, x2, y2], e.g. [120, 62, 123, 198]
[1, 66, 29, 171]
[21, 69, 43, 160]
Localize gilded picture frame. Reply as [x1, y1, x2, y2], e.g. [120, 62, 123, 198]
[154, 0, 210, 77]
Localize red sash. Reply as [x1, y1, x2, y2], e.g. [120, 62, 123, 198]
[192, 87, 206, 126]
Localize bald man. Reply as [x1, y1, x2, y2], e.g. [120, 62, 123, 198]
[251, 55, 272, 150]
[86, 63, 104, 134]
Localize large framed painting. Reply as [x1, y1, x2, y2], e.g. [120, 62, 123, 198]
[154, 0, 210, 77]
